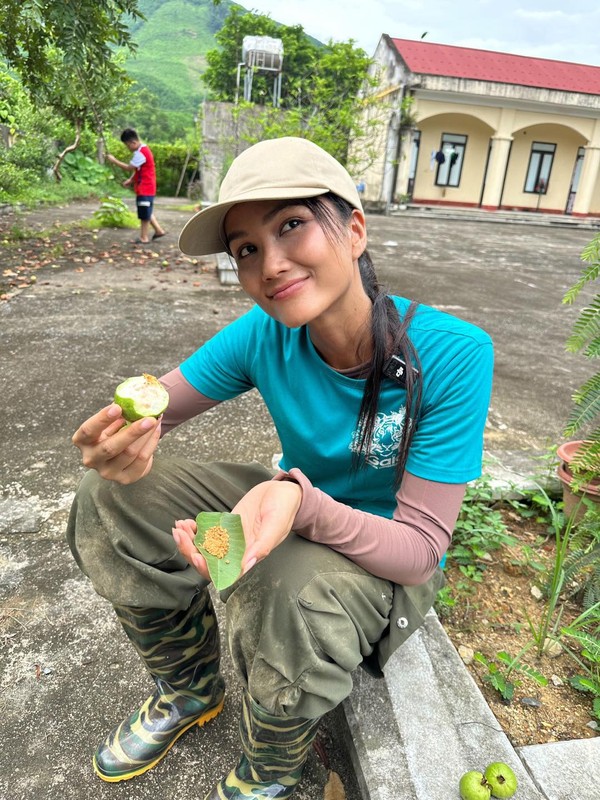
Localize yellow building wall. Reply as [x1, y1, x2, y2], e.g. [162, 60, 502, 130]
[412, 112, 494, 205]
[502, 124, 587, 212]
[406, 98, 591, 213]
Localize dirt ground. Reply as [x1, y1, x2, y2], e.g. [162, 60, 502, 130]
[441, 507, 599, 747]
[0, 197, 218, 300]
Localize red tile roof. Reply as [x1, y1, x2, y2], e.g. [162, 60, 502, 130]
[390, 38, 600, 95]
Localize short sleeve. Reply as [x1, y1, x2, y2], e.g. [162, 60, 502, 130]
[129, 150, 146, 168]
[179, 308, 261, 400]
[406, 337, 494, 483]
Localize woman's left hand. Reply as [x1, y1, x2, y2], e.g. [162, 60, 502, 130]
[233, 479, 302, 574]
[172, 479, 302, 581]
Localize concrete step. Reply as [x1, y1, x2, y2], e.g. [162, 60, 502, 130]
[391, 205, 600, 229]
[341, 610, 599, 800]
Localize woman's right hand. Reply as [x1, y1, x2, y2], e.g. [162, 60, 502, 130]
[72, 403, 161, 484]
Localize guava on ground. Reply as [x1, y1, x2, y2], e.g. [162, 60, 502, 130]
[459, 771, 492, 800]
[484, 762, 518, 798]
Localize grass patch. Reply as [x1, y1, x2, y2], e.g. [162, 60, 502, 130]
[81, 214, 139, 231]
[1, 176, 128, 210]
[167, 202, 199, 212]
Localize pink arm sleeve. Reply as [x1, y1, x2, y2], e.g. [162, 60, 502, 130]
[274, 468, 465, 585]
[158, 367, 220, 435]
[157, 367, 463, 586]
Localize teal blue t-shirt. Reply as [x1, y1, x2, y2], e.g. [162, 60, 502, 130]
[180, 297, 493, 520]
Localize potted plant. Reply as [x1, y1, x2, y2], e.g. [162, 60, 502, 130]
[396, 193, 411, 211]
[557, 232, 600, 516]
[556, 440, 600, 519]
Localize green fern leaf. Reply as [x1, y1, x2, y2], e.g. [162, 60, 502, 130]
[565, 300, 600, 353]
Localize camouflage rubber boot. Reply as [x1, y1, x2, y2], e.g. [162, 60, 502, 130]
[204, 691, 321, 799]
[94, 589, 225, 782]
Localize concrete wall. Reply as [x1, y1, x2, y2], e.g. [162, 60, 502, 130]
[199, 101, 278, 202]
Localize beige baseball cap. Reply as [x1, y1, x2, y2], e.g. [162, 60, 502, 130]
[178, 136, 363, 256]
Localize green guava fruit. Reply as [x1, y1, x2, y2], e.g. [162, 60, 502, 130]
[113, 373, 169, 422]
[484, 762, 518, 798]
[459, 771, 492, 800]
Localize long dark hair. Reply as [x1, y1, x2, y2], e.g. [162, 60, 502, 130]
[303, 193, 422, 490]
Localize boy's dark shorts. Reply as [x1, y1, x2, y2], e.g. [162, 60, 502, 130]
[136, 196, 154, 221]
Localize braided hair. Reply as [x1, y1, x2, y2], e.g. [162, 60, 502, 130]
[302, 193, 422, 490]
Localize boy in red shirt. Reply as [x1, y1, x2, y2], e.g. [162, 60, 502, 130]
[107, 128, 166, 244]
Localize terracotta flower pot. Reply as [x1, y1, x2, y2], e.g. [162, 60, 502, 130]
[556, 440, 600, 521]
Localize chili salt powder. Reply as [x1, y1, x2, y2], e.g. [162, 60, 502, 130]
[203, 525, 230, 559]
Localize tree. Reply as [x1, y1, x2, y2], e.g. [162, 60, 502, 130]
[0, 71, 64, 198]
[298, 40, 373, 163]
[39, 51, 135, 178]
[0, 0, 142, 94]
[112, 87, 192, 144]
[202, 7, 374, 168]
[0, 1, 144, 177]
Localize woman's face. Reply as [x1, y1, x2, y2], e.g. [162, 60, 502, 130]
[223, 198, 367, 330]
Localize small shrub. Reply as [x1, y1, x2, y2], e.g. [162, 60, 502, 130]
[93, 196, 138, 229]
[5, 133, 53, 176]
[449, 474, 517, 569]
[0, 161, 37, 200]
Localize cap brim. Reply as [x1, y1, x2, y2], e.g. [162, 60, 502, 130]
[178, 186, 330, 256]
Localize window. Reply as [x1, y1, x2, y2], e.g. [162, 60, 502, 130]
[435, 133, 467, 187]
[525, 142, 555, 194]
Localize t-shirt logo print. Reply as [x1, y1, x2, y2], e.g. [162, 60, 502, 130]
[349, 408, 406, 469]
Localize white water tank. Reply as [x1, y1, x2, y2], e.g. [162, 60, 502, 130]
[242, 36, 284, 72]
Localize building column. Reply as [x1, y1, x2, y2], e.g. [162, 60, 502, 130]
[480, 135, 513, 209]
[397, 127, 420, 198]
[571, 145, 600, 216]
[380, 112, 401, 207]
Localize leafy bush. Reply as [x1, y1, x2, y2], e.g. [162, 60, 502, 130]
[4, 132, 54, 176]
[0, 160, 37, 200]
[151, 141, 199, 196]
[62, 151, 114, 186]
[93, 196, 138, 228]
[104, 138, 198, 197]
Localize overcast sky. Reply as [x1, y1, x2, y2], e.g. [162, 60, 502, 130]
[242, 1, 600, 67]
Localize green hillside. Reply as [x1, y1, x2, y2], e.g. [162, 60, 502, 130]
[124, 0, 234, 114]
[124, 1, 324, 114]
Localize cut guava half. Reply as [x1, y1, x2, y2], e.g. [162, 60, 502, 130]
[194, 512, 245, 591]
[114, 373, 169, 422]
